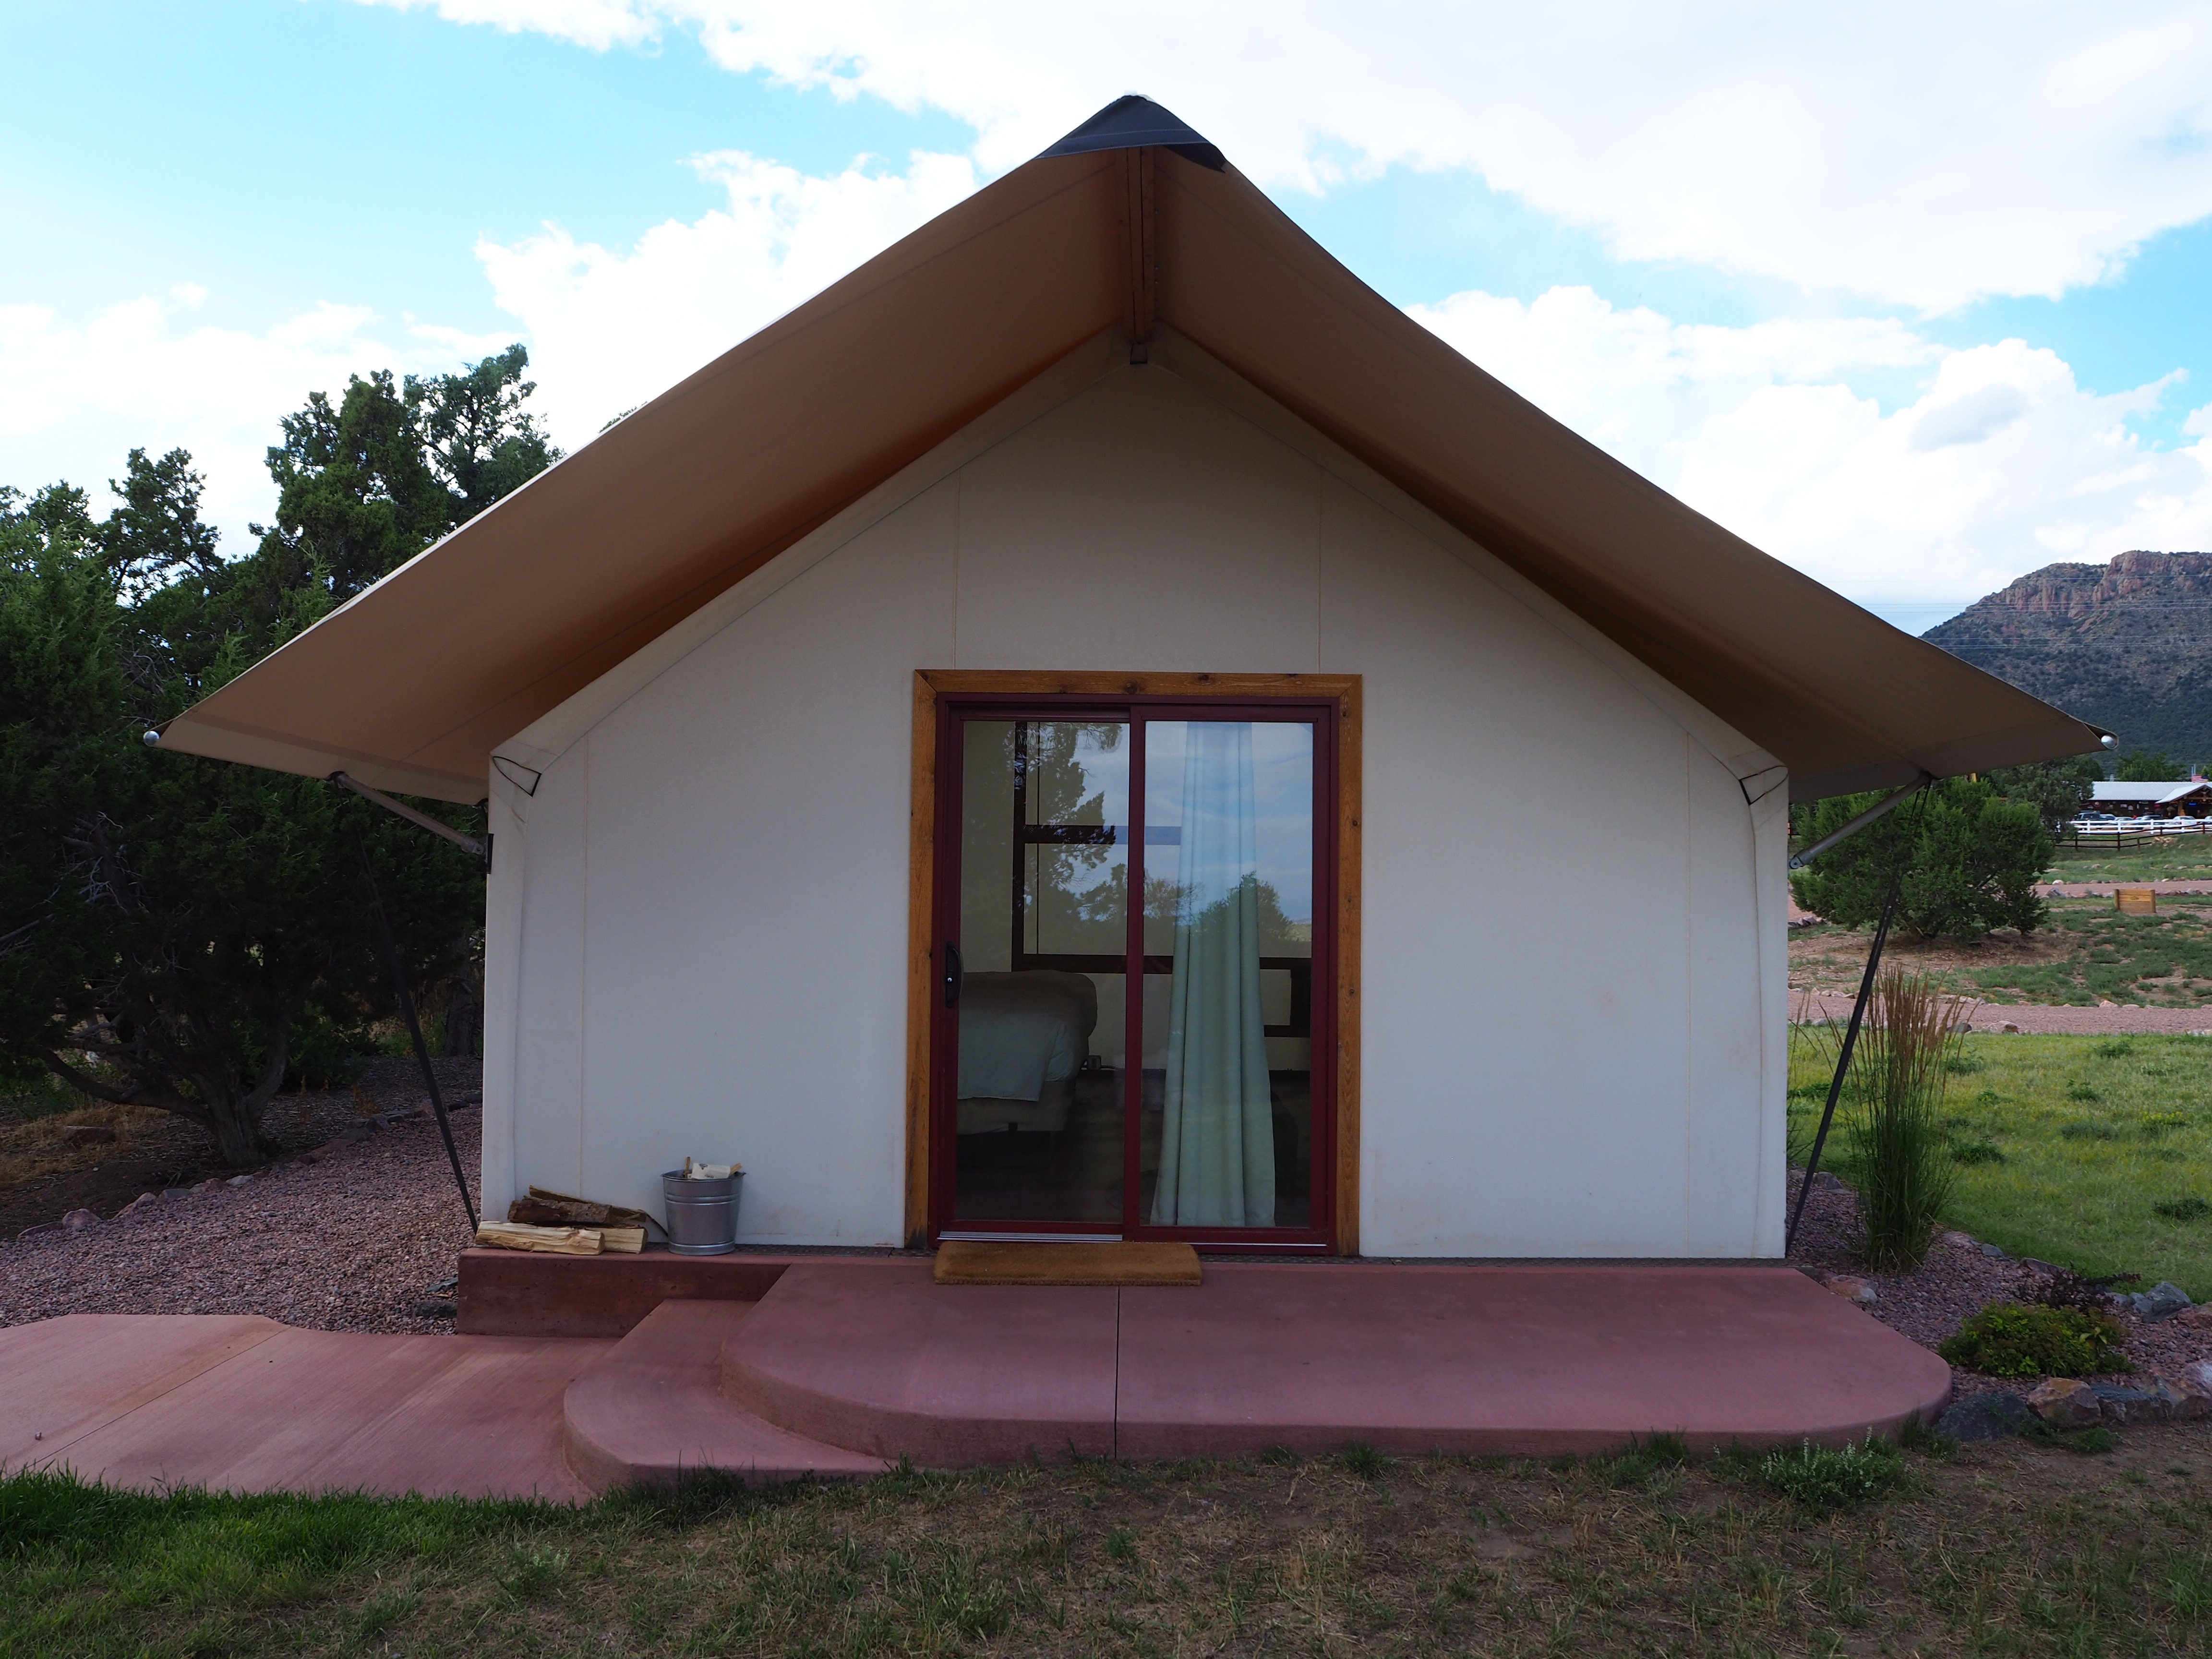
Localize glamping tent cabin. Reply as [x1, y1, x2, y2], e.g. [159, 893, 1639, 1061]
[158, 99, 2100, 1263]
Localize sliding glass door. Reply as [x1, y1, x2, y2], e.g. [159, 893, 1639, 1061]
[933, 697, 1334, 1249]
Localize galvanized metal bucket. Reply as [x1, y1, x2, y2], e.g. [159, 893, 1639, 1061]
[661, 1170, 741, 1255]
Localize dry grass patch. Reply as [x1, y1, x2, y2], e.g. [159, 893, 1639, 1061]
[6, 1428, 2211, 1656]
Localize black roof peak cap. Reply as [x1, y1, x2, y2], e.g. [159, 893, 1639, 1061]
[1037, 94, 1226, 171]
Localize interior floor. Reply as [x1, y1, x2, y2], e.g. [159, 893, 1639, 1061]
[952, 1071, 1311, 1228]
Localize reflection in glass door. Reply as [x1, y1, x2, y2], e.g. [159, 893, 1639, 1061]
[936, 700, 1332, 1246]
[948, 719, 1130, 1228]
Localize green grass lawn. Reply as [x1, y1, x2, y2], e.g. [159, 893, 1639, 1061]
[2051, 835, 2212, 884]
[4, 1437, 2210, 1658]
[1791, 1031, 2212, 1298]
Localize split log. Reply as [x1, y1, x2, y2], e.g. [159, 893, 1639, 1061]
[523, 1186, 656, 1231]
[507, 1196, 612, 1227]
[598, 1226, 645, 1254]
[475, 1221, 602, 1255]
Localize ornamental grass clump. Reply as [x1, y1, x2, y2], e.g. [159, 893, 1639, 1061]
[1757, 1437, 1908, 1512]
[1939, 1302, 2130, 1378]
[1846, 971, 1963, 1270]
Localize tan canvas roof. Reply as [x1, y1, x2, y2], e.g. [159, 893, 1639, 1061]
[158, 97, 2104, 805]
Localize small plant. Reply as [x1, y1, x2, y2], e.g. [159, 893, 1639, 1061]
[2093, 1040, 2136, 1059]
[1939, 1303, 2131, 1378]
[1339, 1443, 1388, 1480]
[1944, 1052, 1987, 1075]
[2152, 1196, 2212, 1222]
[2066, 1081, 2102, 1102]
[1104, 1528, 1138, 1563]
[2059, 1120, 2121, 1141]
[1596, 1433, 1690, 1490]
[1974, 1087, 2003, 1105]
[1948, 1137, 2006, 1166]
[2140, 1113, 2190, 1136]
[2025, 1420, 2119, 1455]
[1757, 1437, 1908, 1511]
[497, 1542, 568, 1600]
[2035, 1266, 2140, 1316]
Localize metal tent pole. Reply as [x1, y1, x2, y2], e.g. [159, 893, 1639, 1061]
[343, 810, 481, 1235]
[1785, 781, 1930, 1255]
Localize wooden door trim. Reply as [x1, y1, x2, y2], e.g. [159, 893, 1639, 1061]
[904, 670, 1362, 1254]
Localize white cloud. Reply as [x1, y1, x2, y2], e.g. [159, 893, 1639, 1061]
[359, 0, 2212, 312]
[1415, 288, 2212, 614]
[0, 295, 508, 549]
[474, 147, 976, 438]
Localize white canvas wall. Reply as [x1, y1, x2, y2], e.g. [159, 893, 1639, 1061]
[482, 333, 1787, 1256]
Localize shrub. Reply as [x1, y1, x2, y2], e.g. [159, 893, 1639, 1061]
[1758, 1438, 1908, 1511]
[1939, 1303, 2130, 1378]
[1790, 778, 2051, 939]
[1847, 973, 1963, 1270]
[2152, 1196, 2212, 1223]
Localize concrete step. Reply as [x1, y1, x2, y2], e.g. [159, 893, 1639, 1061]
[718, 1261, 1118, 1464]
[562, 1299, 888, 1489]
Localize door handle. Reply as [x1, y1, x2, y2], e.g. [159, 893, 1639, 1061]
[944, 940, 963, 1007]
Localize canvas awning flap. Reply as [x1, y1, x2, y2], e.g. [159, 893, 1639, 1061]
[157, 99, 2103, 805]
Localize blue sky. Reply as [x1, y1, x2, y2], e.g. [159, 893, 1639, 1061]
[8, 1, 2212, 631]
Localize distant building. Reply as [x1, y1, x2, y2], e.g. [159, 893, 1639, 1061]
[2090, 781, 2212, 818]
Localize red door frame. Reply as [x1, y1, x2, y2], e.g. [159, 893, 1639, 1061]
[928, 692, 1339, 1253]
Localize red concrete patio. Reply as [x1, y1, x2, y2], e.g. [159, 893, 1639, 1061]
[0, 1260, 1950, 1500]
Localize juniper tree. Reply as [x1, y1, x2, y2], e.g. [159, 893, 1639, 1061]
[0, 349, 555, 1165]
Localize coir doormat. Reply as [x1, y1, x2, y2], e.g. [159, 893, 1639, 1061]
[932, 1240, 1202, 1286]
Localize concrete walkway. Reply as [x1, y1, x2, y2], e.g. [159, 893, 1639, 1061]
[1, 1260, 1951, 1499]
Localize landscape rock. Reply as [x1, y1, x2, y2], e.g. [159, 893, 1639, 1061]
[2026, 1377, 2102, 1428]
[118, 1192, 161, 1215]
[57, 1125, 116, 1147]
[2089, 1383, 2171, 1424]
[1823, 1275, 1879, 1305]
[1934, 1392, 2033, 1442]
[192, 1178, 224, 1195]
[2151, 1371, 2212, 1421]
[1940, 1231, 1975, 1250]
[2170, 1304, 2212, 1329]
[61, 1209, 98, 1231]
[1980, 1243, 2011, 1260]
[2120, 1282, 2195, 1322]
[227, 1174, 252, 1187]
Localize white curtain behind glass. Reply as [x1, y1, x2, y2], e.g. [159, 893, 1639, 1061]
[1151, 722, 1275, 1226]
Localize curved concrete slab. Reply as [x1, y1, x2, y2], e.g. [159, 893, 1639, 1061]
[563, 1299, 887, 1487]
[1115, 1263, 1953, 1459]
[721, 1261, 1118, 1463]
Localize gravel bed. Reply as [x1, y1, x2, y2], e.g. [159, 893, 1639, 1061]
[1788, 1171, 2212, 1393]
[0, 1104, 481, 1335]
